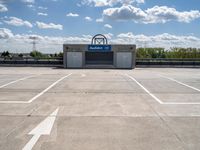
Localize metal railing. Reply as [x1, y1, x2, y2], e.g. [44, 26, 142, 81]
[136, 58, 200, 66]
[0, 57, 63, 66]
[1, 57, 200, 66]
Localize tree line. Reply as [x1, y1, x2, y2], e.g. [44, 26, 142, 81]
[137, 47, 200, 59]
[1, 48, 200, 59]
[0, 50, 63, 59]
[29, 51, 63, 58]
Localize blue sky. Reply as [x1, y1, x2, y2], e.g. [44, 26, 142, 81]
[0, 0, 200, 53]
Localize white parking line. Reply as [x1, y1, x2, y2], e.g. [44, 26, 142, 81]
[159, 74, 200, 92]
[22, 108, 59, 150]
[0, 75, 36, 89]
[125, 74, 200, 105]
[160, 102, 200, 105]
[125, 74, 163, 104]
[0, 73, 72, 104]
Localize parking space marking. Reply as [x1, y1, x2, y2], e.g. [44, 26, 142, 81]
[125, 74, 164, 104]
[159, 74, 200, 92]
[125, 74, 200, 105]
[22, 108, 59, 150]
[0, 75, 36, 89]
[0, 73, 72, 104]
[27, 73, 72, 103]
[159, 102, 200, 105]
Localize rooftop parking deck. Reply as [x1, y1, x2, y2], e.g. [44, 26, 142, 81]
[0, 67, 200, 150]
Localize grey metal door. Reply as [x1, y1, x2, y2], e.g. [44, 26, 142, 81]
[67, 52, 83, 68]
[116, 52, 132, 68]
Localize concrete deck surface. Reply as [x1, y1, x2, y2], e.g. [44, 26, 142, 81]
[0, 67, 200, 150]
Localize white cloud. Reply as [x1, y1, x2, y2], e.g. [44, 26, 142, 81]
[21, 0, 35, 3]
[27, 4, 34, 8]
[146, 6, 200, 23]
[27, 5, 48, 11]
[36, 21, 63, 30]
[135, 0, 144, 3]
[117, 32, 134, 39]
[85, 16, 92, 21]
[38, 12, 48, 16]
[104, 33, 113, 39]
[115, 32, 200, 48]
[103, 5, 200, 24]
[1, 28, 200, 53]
[96, 18, 103, 22]
[66, 13, 79, 17]
[82, 34, 92, 39]
[0, 30, 92, 53]
[0, 28, 13, 39]
[104, 24, 112, 28]
[0, 4, 8, 12]
[81, 0, 144, 7]
[103, 5, 146, 21]
[38, 6, 48, 10]
[4, 17, 33, 28]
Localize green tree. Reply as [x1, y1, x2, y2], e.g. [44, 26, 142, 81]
[30, 50, 43, 58]
[18, 53, 23, 58]
[1, 51, 10, 58]
[58, 52, 63, 57]
[54, 53, 58, 57]
[137, 48, 166, 58]
[137, 47, 200, 59]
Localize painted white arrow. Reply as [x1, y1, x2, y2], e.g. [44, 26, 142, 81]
[22, 108, 59, 150]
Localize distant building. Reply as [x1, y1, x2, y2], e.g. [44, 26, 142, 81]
[63, 34, 136, 69]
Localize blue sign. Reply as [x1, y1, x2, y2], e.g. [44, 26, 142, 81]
[88, 45, 112, 52]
